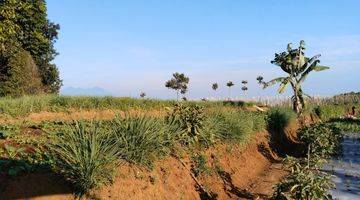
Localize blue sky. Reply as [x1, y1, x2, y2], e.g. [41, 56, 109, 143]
[47, 0, 360, 99]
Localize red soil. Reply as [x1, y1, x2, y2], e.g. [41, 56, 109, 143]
[0, 131, 291, 200]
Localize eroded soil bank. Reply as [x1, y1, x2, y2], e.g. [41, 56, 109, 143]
[0, 130, 291, 200]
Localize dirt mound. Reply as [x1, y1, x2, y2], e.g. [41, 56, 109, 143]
[0, 131, 290, 200]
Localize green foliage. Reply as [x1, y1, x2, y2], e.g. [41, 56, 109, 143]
[267, 107, 297, 132]
[191, 154, 211, 176]
[0, 48, 43, 97]
[328, 118, 360, 133]
[264, 41, 330, 113]
[0, 0, 61, 95]
[111, 115, 173, 168]
[166, 103, 206, 145]
[313, 105, 346, 121]
[299, 123, 342, 158]
[49, 121, 120, 194]
[273, 156, 334, 200]
[212, 83, 218, 91]
[210, 109, 266, 143]
[165, 72, 189, 100]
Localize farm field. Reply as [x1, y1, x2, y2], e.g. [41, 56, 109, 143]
[0, 94, 359, 199]
[1, 1, 360, 199]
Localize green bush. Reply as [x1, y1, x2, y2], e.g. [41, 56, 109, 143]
[0, 48, 43, 97]
[299, 123, 341, 157]
[50, 121, 119, 195]
[165, 103, 206, 145]
[111, 115, 173, 168]
[273, 156, 334, 200]
[267, 107, 297, 132]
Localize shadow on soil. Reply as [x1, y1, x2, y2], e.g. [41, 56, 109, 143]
[0, 157, 72, 200]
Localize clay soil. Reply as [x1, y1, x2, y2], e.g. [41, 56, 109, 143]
[0, 129, 294, 200]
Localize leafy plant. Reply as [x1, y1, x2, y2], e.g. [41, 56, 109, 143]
[273, 156, 334, 200]
[191, 154, 211, 177]
[263, 40, 330, 114]
[111, 114, 173, 168]
[49, 121, 120, 195]
[166, 103, 206, 145]
[299, 123, 341, 157]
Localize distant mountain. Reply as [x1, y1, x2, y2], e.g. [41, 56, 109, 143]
[60, 87, 113, 96]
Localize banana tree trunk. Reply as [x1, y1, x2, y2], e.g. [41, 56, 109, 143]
[292, 89, 303, 114]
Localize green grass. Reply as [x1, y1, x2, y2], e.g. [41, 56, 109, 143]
[266, 107, 297, 132]
[49, 121, 120, 195]
[111, 114, 173, 168]
[0, 94, 260, 118]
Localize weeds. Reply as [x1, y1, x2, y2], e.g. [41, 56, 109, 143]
[267, 107, 297, 132]
[273, 155, 334, 200]
[299, 123, 342, 158]
[111, 114, 173, 168]
[49, 121, 120, 195]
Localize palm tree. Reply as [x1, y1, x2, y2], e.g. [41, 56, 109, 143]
[212, 83, 218, 99]
[263, 40, 330, 114]
[226, 81, 234, 100]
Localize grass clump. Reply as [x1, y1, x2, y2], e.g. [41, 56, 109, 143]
[111, 114, 173, 168]
[267, 107, 297, 132]
[49, 121, 119, 195]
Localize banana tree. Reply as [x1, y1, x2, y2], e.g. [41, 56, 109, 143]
[264, 40, 330, 114]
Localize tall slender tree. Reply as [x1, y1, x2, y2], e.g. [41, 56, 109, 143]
[263, 40, 330, 114]
[212, 83, 218, 99]
[226, 81, 234, 100]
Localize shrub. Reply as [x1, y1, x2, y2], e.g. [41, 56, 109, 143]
[299, 123, 341, 158]
[50, 121, 119, 195]
[273, 156, 334, 200]
[165, 103, 206, 145]
[0, 48, 43, 97]
[111, 115, 173, 168]
[267, 107, 297, 132]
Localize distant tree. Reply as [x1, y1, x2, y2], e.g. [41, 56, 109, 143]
[256, 76, 264, 84]
[226, 81, 234, 100]
[241, 80, 248, 85]
[212, 83, 218, 91]
[140, 92, 146, 98]
[0, 0, 62, 95]
[241, 86, 248, 92]
[263, 40, 330, 114]
[211, 83, 218, 99]
[165, 72, 189, 101]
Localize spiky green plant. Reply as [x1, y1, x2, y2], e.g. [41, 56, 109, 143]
[264, 40, 330, 114]
[49, 121, 120, 195]
[111, 114, 173, 168]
